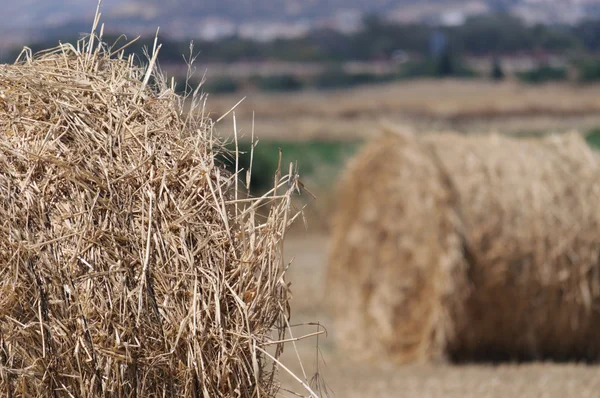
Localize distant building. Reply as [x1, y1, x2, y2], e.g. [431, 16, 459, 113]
[391, 49, 410, 64]
[195, 18, 236, 41]
[238, 21, 311, 42]
[440, 11, 468, 26]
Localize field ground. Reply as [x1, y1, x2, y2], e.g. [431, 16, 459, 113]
[278, 234, 600, 397]
[209, 80, 600, 141]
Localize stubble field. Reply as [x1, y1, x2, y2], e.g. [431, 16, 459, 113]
[279, 235, 600, 398]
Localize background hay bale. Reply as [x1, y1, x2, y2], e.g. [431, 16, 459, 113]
[327, 130, 600, 364]
[0, 34, 309, 397]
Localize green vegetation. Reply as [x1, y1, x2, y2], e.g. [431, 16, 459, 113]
[202, 76, 240, 94]
[218, 128, 600, 196]
[491, 57, 505, 81]
[585, 128, 600, 149]
[253, 74, 304, 92]
[11, 14, 600, 95]
[397, 54, 477, 79]
[313, 66, 393, 89]
[10, 14, 600, 65]
[449, 14, 580, 55]
[219, 139, 361, 194]
[516, 66, 567, 83]
[575, 59, 600, 82]
[196, 54, 479, 95]
[10, 13, 600, 94]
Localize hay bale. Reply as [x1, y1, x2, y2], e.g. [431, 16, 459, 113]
[328, 130, 600, 364]
[0, 35, 306, 397]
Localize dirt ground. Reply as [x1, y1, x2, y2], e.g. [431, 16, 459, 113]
[278, 234, 600, 397]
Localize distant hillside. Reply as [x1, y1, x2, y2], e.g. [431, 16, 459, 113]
[1, 0, 600, 49]
[3, 1, 463, 25]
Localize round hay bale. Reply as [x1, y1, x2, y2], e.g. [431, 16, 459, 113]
[0, 36, 305, 396]
[327, 130, 600, 364]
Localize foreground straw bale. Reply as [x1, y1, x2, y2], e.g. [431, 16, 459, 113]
[0, 35, 310, 397]
[328, 130, 600, 364]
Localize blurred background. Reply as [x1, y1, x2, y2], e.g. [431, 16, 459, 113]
[5, 1, 600, 207]
[5, 1, 600, 396]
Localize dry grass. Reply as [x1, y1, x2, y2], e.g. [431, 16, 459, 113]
[0, 19, 319, 398]
[207, 80, 600, 141]
[211, 80, 600, 120]
[327, 129, 600, 364]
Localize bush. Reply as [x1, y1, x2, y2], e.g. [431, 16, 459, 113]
[585, 128, 600, 149]
[314, 66, 386, 89]
[491, 57, 505, 81]
[397, 55, 477, 79]
[516, 66, 567, 83]
[576, 59, 600, 82]
[203, 76, 240, 94]
[435, 50, 454, 77]
[255, 74, 304, 92]
[397, 59, 437, 78]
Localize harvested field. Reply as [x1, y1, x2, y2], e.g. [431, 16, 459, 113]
[0, 27, 315, 397]
[327, 130, 600, 364]
[280, 234, 600, 398]
[208, 80, 600, 141]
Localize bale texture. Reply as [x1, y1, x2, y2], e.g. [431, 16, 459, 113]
[328, 130, 600, 364]
[0, 36, 302, 397]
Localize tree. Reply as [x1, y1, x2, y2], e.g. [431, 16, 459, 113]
[436, 49, 454, 77]
[491, 57, 505, 81]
